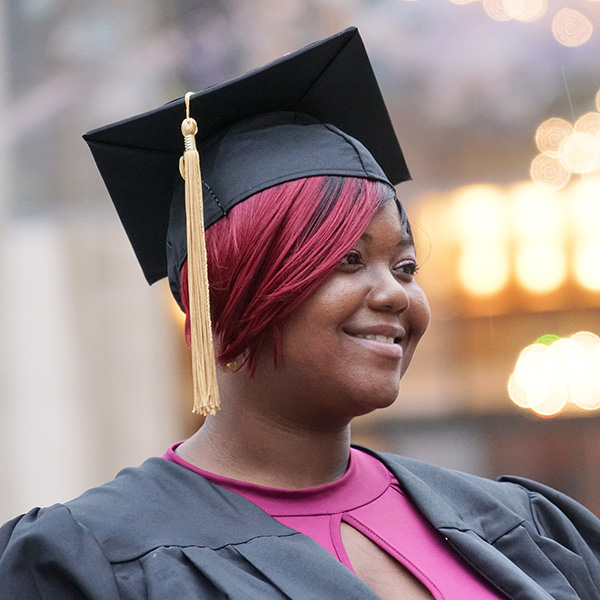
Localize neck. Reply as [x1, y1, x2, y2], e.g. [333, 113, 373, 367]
[177, 387, 352, 489]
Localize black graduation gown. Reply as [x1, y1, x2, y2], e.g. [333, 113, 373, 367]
[1, 448, 599, 600]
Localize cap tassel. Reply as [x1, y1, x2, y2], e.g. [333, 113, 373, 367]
[179, 92, 220, 415]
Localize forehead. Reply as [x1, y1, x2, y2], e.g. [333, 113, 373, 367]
[360, 201, 414, 246]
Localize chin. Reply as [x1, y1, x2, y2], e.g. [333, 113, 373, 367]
[351, 383, 401, 416]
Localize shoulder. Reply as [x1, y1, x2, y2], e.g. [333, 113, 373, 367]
[2, 457, 292, 564]
[0, 458, 177, 580]
[0, 503, 121, 599]
[365, 448, 600, 564]
[362, 448, 534, 515]
[357, 448, 600, 598]
[0, 457, 204, 569]
[1, 458, 345, 599]
[380, 449, 599, 523]
[496, 474, 600, 557]
[0, 458, 294, 598]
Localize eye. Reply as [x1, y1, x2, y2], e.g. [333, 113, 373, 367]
[392, 259, 419, 279]
[339, 249, 363, 270]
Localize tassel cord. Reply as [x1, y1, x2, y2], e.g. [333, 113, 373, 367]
[180, 94, 220, 415]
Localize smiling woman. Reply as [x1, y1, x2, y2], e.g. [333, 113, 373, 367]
[190, 195, 430, 439]
[1, 27, 599, 600]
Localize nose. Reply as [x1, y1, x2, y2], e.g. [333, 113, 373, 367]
[366, 267, 411, 313]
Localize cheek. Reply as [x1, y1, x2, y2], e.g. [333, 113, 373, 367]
[278, 307, 331, 365]
[406, 286, 431, 347]
[400, 293, 430, 378]
[289, 278, 361, 330]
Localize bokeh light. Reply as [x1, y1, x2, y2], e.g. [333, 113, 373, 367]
[574, 242, 600, 291]
[423, 178, 600, 302]
[571, 180, 600, 290]
[504, 0, 546, 22]
[559, 132, 600, 174]
[512, 184, 566, 293]
[532, 118, 575, 189]
[483, 0, 512, 21]
[571, 180, 600, 236]
[452, 185, 510, 296]
[509, 332, 600, 416]
[509, 344, 556, 412]
[552, 8, 593, 47]
[512, 183, 562, 237]
[461, 0, 597, 44]
[569, 333, 600, 410]
[574, 112, 600, 138]
[458, 244, 510, 295]
[535, 117, 573, 153]
[452, 185, 508, 242]
[534, 333, 561, 346]
[515, 243, 567, 293]
[532, 109, 600, 189]
[530, 152, 571, 190]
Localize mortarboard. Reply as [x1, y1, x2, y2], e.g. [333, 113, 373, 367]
[83, 26, 410, 415]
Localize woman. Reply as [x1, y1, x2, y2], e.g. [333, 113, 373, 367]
[1, 28, 599, 600]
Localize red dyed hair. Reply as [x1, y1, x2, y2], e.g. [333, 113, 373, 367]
[181, 175, 399, 373]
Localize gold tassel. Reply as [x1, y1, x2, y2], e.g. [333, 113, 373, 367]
[179, 92, 220, 415]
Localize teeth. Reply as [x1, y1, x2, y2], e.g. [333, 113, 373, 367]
[354, 334, 395, 344]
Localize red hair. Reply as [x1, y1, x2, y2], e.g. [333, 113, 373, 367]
[181, 176, 397, 373]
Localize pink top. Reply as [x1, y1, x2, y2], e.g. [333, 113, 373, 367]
[163, 444, 504, 599]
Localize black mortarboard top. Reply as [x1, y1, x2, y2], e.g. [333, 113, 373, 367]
[83, 26, 410, 290]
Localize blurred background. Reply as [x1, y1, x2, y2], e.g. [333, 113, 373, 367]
[1, 0, 599, 523]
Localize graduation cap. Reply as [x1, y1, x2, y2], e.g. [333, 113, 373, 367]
[83, 26, 410, 415]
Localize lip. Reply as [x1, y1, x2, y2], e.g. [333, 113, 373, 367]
[343, 325, 405, 360]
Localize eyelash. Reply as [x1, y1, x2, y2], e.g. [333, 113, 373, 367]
[393, 260, 419, 277]
[339, 251, 419, 277]
[340, 249, 363, 267]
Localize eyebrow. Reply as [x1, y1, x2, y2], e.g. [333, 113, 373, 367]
[359, 231, 414, 246]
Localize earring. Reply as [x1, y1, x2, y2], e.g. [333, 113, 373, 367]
[224, 351, 248, 372]
[225, 357, 242, 371]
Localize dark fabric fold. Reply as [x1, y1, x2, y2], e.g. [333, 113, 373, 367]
[1, 450, 599, 599]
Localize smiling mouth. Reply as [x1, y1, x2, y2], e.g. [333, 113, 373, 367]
[351, 333, 399, 345]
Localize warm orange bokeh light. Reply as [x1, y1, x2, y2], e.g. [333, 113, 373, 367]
[452, 186, 511, 296]
[509, 333, 600, 416]
[515, 244, 567, 293]
[458, 244, 510, 295]
[452, 185, 508, 242]
[574, 242, 600, 291]
[418, 179, 600, 308]
[512, 184, 566, 294]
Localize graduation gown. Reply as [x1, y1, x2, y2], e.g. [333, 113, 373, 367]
[1, 448, 599, 600]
